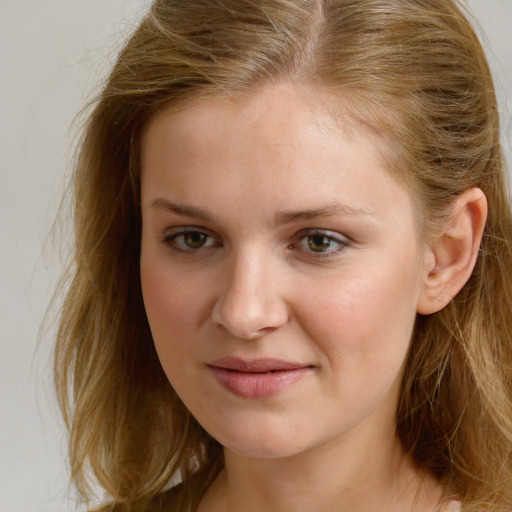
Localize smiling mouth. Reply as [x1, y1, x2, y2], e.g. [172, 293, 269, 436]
[208, 357, 313, 399]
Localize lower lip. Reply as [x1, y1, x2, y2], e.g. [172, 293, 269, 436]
[209, 366, 311, 399]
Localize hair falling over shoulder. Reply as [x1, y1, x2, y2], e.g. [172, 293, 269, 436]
[54, 1, 512, 510]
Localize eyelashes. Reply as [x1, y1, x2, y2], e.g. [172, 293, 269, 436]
[162, 228, 219, 251]
[161, 227, 350, 258]
[292, 230, 349, 256]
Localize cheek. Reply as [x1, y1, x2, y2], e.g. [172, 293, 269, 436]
[140, 260, 210, 404]
[295, 258, 421, 371]
[140, 255, 208, 358]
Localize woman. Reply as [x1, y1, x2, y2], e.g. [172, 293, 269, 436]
[54, 1, 512, 511]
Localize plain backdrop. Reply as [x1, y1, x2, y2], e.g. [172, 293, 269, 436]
[0, 1, 510, 511]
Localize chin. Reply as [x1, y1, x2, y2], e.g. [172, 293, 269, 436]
[205, 421, 315, 461]
[223, 439, 304, 460]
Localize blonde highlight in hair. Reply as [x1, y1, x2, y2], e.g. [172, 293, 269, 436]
[54, 1, 512, 510]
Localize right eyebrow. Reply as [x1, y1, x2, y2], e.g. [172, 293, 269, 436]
[148, 198, 214, 221]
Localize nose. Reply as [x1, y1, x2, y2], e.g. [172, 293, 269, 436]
[212, 249, 289, 339]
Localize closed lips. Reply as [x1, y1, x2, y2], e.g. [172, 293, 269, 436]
[208, 357, 312, 372]
[208, 358, 313, 399]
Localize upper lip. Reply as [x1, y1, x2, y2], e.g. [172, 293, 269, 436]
[208, 357, 311, 373]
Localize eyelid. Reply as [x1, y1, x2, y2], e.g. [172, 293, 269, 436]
[161, 226, 220, 251]
[291, 228, 350, 258]
[159, 226, 350, 257]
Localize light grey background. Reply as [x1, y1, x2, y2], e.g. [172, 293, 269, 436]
[0, 1, 510, 511]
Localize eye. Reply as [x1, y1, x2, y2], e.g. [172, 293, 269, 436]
[293, 229, 349, 256]
[306, 233, 335, 252]
[162, 228, 218, 251]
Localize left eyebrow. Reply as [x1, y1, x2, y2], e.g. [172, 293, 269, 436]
[274, 203, 377, 226]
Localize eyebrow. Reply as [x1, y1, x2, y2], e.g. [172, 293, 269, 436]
[149, 198, 215, 220]
[274, 204, 376, 225]
[149, 198, 376, 224]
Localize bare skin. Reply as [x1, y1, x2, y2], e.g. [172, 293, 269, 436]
[141, 83, 481, 512]
[198, 442, 445, 512]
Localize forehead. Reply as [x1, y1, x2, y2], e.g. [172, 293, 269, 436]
[146, 82, 384, 140]
[140, 83, 418, 234]
[142, 83, 386, 174]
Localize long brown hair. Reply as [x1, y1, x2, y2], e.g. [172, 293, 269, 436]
[54, 1, 512, 510]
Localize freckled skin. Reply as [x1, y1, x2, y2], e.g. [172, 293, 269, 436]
[139, 84, 427, 463]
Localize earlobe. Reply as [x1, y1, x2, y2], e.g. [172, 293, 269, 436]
[417, 188, 487, 315]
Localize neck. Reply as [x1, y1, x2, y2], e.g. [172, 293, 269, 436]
[199, 423, 442, 512]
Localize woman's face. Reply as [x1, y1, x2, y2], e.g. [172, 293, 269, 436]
[140, 84, 428, 460]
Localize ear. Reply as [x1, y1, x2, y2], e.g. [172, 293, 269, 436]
[417, 188, 487, 315]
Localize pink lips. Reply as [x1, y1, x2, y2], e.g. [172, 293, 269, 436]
[208, 357, 312, 399]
